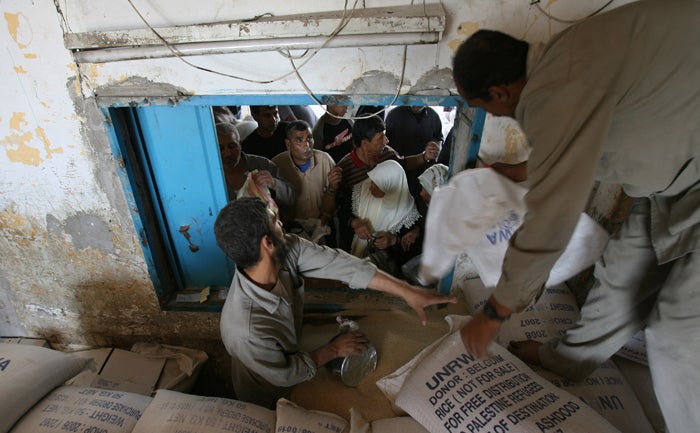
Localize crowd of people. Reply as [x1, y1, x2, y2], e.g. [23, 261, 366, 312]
[215, 104, 450, 276]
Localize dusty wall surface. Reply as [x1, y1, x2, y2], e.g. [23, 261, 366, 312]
[0, 0, 636, 387]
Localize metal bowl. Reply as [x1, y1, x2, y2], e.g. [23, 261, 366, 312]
[328, 344, 378, 387]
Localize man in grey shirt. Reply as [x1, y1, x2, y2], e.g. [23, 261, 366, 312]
[214, 197, 456, 408]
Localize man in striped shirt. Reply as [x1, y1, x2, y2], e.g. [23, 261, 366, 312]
[334, 115, 438, 250]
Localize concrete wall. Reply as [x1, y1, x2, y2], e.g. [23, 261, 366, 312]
[0, 0, 635, 382]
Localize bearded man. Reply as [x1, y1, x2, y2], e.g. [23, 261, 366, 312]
[214, 197, 456, 408]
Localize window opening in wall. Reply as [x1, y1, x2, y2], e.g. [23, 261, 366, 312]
[105, 99, 465, 312]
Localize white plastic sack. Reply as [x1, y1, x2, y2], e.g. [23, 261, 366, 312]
[394, 330, 622, 433]
[420, 168, 609, 287]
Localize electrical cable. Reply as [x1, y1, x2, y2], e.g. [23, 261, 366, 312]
[288, 44, 409, 121]
[530, 0, 616, 24]
[276, 0, 359, 61]
[126, 0, 282, 84]
[122, 0, 434, 121]
[124, 0, 363, 85]
[54, 0, 96, 97]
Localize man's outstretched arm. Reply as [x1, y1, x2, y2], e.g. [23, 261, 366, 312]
[367, 270, 458, 325]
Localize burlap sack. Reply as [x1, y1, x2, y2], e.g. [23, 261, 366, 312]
[349, 408, 429, 433]
[11, 386, 151, 433]
[0, 343, 88, 433]
[394, 330, 622, 433]
[375, 315, 470, 415]
[276, 398, 348, 433]
[457, 280, 656, 433]
[131, 389, 275, 433]
[532, 360, 655, 433]
[613, 357, 665, 433]
[614, 330, 648, 366]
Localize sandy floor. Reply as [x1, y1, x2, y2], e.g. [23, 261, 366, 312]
[291, 297, 468, 421]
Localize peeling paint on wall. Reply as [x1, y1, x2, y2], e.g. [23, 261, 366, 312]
[94, 75, 191, 99]
[449, 21, 480, 53]
[1, 131, 40, 165]
[346, 70, 401, 95]
[0, 206, 34, 248]
[0, 203, 172, 348]
[10, 112, 27, 130]
[1, 114, 65, 166]
[0, 272, 26, 336]
[4, 11, 32, 49]
[411, 68, 455, 95]
[61, 211, 116, 253]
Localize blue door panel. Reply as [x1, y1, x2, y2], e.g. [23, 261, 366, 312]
[136, 105, 234, 288]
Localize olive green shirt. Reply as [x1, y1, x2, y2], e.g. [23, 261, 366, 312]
[495, 0, 700, 311]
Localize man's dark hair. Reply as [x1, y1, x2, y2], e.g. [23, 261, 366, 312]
[214, 197, 271, 268]
[249, 105, 277, 116]
[452, 30, 529, 101]
[285, 120, 311, 139]
[352, 115, 385, 148]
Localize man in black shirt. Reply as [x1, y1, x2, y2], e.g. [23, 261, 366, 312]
[242, 105, 289, 160]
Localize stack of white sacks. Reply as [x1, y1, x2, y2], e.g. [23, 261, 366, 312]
[2, 269, 663, 433]
[1, 287, 662, 433]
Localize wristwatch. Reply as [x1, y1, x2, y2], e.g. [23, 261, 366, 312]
[482, 300, 510, 322]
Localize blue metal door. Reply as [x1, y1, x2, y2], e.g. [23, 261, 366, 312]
[135, 105, 234, 289]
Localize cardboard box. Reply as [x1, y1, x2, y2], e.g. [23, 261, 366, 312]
[67, 348, 166, 396]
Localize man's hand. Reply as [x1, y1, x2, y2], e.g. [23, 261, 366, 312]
[367, 270, 457, 326]
[400, 227, 419, 252]
[327, 166, 342, 191]
[373, 232, 395, 250]
[459, 312, 503, 358]
[311, 331, 368, 367]
[402, 285, 459, 326]
[351, 218, 373, 240]
[329, 331, 369, 358]
[424, 141, 440, 162]
[507, 340, 543, 365]
[460, 296, 512, 358]
[325, 128, 352, 150]
[252, 170, 275, 189]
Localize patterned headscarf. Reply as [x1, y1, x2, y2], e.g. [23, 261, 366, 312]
[418, 164, 449, 196]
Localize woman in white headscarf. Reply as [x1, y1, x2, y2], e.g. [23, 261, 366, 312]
[418, 163, 449, 205]
[350, 160, 422, 274]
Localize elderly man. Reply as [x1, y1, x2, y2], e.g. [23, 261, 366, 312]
[452, 1, 700, 432]
[273, 120, 341, 229]
[216, 122, 295, 209]
[215, 197, 456, 408]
